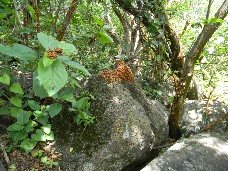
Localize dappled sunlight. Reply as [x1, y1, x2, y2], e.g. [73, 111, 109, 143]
[198, 137, 228, 155]
[141, 165, 161, 171]
[130, 125, 145, 150]
[188, 109, 202, 121]
[112, 96, 123, 104]
[168, 141, 186, 151]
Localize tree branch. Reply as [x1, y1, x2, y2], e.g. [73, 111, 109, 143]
[52, 0, 64, 36]
[111, 0, 131, 45]
[56, 0, 80, 41]
[186, 0, 228, 70]
[206, 0, 213, 19]
[169, 0, 228, 139]
[103, 0, 122, 53]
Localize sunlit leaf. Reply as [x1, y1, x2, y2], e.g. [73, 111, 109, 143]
[37, 32, 59, 50]
[9, 83, 24, 95]
[0, 44, 37, 61]
[97, 32, 113, 43]
[47, 103, 62, 118]
[20, 138, 37, 154]
[38, 58, 68, 96]
[0, 74, 10, 85]
[10, 97, 22, 107]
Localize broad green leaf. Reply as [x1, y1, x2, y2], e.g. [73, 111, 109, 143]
[43, 52, 55, 67]
[9, 83, 24, 95]
[28, 100, 41, 111]
[92, 16, 104, 26]
[41, 124, 51, 134]
[7, 123, 24, 132]
[24, 120, 38, 133]
[31, 129, 46, 141]
[36, 114, 49, 125]
[97, 32, 113, 43]
[38, 58, 68, 96]
[77, 97, 89, 110]
[9, 131, 28, 141]
[0, 108, 9, 115]
[37, 32, 59, 50]
[45, 131, 54, 141]
[33, 70, 49, 98]
[61, 60, 91, 76]
[0, 74, 10, 85]
[10, 97, 22, 107]
[17, 111, 31, 125]
[47, 103, 62, 118]
[27, 4, 35, 20]
[20, 138, 37, 154]
[57, 41, 77, 55]
[10, 107, 23, 118]
[0, 44, 37, 61]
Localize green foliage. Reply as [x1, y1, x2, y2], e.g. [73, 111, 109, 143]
[0, 31, 93, 154]
[38, 58, 68, 96]
[32, 149, 59, 168]
[0, 74, 10, 85]
[10, 83, 24, 95]
[68, 94, 95, 127]
[0, 44, 37, 61]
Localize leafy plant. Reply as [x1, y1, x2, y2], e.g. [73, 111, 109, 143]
[0, 32, 93, 154]
[68, 93, 95, 127]
[32, 150, 59, 168]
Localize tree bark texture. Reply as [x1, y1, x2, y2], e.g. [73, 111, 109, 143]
[169, 0, 228, 139]
[56, 0, 80, 41]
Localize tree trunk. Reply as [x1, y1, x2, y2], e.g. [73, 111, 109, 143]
[169, 0, 228, 139]
[56, 0, 80, 41]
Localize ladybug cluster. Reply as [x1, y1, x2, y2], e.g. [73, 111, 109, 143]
[101, 60, 135, 84]
[47, 48, 63, 59]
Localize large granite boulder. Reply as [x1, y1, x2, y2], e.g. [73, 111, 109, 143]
[52, 75, 169, 171]
[141, 133, 228, 171]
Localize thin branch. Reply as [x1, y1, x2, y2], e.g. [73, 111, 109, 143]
[180, 20, 190, 38]
[203, 112, 228, 131]
[52, 0, 64, 36]
[56, 0, 80, 41]
[185, 0, 228, 69]
[32, 0, 41, 33]
[206, 0, 213, 19]
[22, 0, 29, 46]
[103, 0, 122, 53]
[13, 0, 23, 29]
[0, 141, 10, 168]
[111, 0, 131, 45]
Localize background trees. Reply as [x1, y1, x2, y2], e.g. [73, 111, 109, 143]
[0, 0, 227, 141]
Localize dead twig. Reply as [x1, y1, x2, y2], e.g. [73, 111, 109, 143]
[203, 112, 228, 131]
[0, 141, 10, 168]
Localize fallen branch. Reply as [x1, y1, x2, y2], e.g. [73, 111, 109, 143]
[203, 112, 228, 131]
[0, 141, 10, 168]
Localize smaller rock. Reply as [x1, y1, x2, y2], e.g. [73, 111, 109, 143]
[0, 160, 6, 171]
[141, 133, 228, 171]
